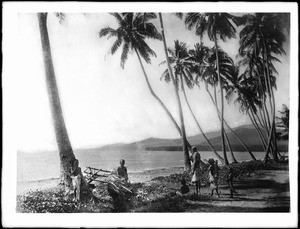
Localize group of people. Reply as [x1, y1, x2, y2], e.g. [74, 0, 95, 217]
[65, 148, 236, 202]
[178, 146, 236, 198]
[65, 158, 129, 202]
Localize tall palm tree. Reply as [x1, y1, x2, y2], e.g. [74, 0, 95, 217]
[160, 40, 225, 164]
[227, 67, 269, 151]
[236, 13, 287, 162]
[38, 13, 77, 187]
[99, 13, 191, 169]
[158, 13, 191, 170]
[200, 47, 242, 162]
[183, 13, 237, 165]
[199, 48, 257, 161]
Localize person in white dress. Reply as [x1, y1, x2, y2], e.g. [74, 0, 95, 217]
[190, 146, 201, 195]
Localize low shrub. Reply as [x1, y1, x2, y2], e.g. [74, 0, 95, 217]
[17, 187, 111, 213]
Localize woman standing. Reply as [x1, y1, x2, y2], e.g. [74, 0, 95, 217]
[190, 146, 201, 195]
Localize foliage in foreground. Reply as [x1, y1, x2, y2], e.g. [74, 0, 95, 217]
[16, 187, 111, 213]
[17, 160, 286, 213]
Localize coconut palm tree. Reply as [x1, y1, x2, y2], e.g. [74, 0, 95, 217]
[199, 47, 244, 162]
[99, 13, 192, 169]
[236, 13, 287, 162]
[228, 68, 269, 151]
[182, 13, 237, 165]
[38, 13, 79, 188]
[200, 46, 235, 164]
[158, 13, 191, 170]
[160, 40, 225, 164]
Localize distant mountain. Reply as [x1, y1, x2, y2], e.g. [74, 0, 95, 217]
[98, 124, 288, 152]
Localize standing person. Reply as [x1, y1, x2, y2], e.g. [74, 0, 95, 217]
[208, 158, 220, 198]
[70, 159, 82, 202]
[117, 159, 129, 183]
[227, 167, 236, 198]
[190, 146, 201, 195]
[214, 160, 220, 186]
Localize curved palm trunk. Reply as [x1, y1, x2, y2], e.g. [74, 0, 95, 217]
[257, 65, 271, 131]
[206, 86, 256, 160]
[214, 38, 229, 165]
[224, 131, 238, 163]
[262, 42, 278, 162]
[254, 109, 266, 130]
[159, 13, 190, 171]
[265, 64, 278, 162]
[38, 13, 76, 186]
[134, 48, 181, 133]
[257, 31, 277, 162]
[134, 48, 192, 152]
[249, 110, 267, 149]
[258, 107, 268, 131]
[180, 74, 225, 164]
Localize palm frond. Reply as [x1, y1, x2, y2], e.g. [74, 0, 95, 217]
[99, 27, 117, 38]
[120, 42, 130, 68]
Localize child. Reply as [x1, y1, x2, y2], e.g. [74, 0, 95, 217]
[176, 178, 190, 197]
[208, 159, 220, 198]
[117, 159, 129, 183]
[70, 159, 82, 202]
[227, 167, 236, 198]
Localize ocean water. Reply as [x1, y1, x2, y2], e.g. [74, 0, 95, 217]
[17, 149, 266, 182]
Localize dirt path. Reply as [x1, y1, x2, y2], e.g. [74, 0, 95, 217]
[182, 167, 290, 212]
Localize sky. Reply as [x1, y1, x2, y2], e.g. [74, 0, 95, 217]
[14, 12, 290, 152]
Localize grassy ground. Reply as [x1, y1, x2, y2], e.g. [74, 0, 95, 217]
[16, 160, 289, 213]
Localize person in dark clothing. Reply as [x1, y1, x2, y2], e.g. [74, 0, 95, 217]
[208, 159, 220, 198]
[227, 167, 236, 198]
[117, 159, 129, 183]
[176, 178, 190, 197]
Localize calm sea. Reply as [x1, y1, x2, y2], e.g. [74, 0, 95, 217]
[17, 149, 266, 182]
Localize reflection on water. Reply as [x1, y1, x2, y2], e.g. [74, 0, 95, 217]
[17, 149, 266, 182]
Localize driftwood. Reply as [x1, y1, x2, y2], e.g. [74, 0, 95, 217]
[84, 166, 112, 184]
[83, 166, 133, 198]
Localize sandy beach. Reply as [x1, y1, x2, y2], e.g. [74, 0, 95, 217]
[17, 162, 290, 212]
[17, 167, 184, 195]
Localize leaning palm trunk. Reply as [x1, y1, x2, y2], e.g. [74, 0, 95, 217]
[207, 85, 237, 162]
[262, 42, 278, 162]
[134, 48, 181, 134]
[214, 38, 229, 165]
[258, 106, 268, 131]
[206, 86, 256, 160]
[38, 14, 93, 198]
[249, 110, 267, 150]
[224, 131, 238, 163]
[180, 74, 225, 164]
[38, 13, 76, 186]
[134, 49, 192, 152]
[159, 13, 190, 171]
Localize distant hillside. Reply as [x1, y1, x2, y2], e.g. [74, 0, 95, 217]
[99, 124, 288, 152]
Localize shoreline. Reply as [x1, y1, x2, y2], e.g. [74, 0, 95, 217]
[16, 161, 290, 213]
[17, 166, 185, 195]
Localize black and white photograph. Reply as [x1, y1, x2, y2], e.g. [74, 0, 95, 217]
[2, 2, 298, 228]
